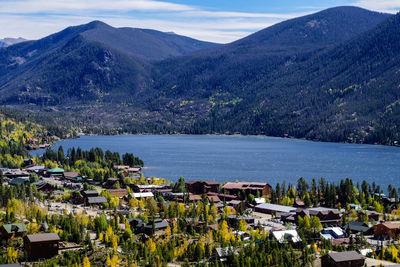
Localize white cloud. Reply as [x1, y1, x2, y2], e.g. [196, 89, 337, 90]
[0, 0, 194, 13]
[0, 0, 317, 43]
[353, 0, 400, 13]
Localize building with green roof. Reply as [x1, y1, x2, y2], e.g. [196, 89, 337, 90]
[1, 223, 27, 239]
[47, 168, 64, 176]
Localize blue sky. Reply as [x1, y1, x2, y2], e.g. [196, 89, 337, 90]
[0, 0, 399, 43]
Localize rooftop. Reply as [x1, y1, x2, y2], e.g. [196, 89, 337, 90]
[326, 251, 365, 262]
[256, 203, 296, 213]
[26, 233, 60, 243]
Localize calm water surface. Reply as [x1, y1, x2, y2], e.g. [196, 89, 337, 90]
[36, 135, 400, 188]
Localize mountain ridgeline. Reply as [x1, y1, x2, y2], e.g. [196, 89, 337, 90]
[1, 6, 400, 144]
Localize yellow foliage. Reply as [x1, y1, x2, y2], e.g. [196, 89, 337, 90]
[146, 238, 156, 253]
[80, 257, 91, 267]
[6, 247, 18, 264]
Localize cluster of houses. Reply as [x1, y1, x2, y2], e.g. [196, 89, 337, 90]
[5, 168, 400, 266]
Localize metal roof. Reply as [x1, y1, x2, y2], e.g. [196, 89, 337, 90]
[2, 223, 27, 234]
[87, 196, 107, 204]
[255, 203, 296, 213]
[26, 233, 60, 242]
[327, 251, 365, 262]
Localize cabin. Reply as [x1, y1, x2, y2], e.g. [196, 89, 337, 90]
[347, 221, 372, 235]
[63, 172, 83, 182]
[107, 189, 129, 198]
[207, 192, 237, 201]
[374, 222, 400, 239]
[81, 190, 99, 198]
[272, 230, 301, 244]
[46, 168, 64, 177]
[9, 177, 30, 186]
[255, 203, 296, 216]
[130, 184, 172, 193]
[129, 219, 169, 235]
[32, 181, 56, 193]
[86, 196, 107, 206]
[1, 223, 27, 239]
[26, 165, 46, 175]
[103, 178, 120, 189]
[296, 207, 341, 225]
[207, 195, 221, 203]
[321, 251, 365, 267]
[185, 181, 219, 195]
[3, 169, 29, 178]
[24, 233, 60, 260]
[222, 182, 272, 197]
[212, 247, 238, 262]
[188, 194, 202, 202]
[320, 227, 346, 240]
[130, 192, 154, 199]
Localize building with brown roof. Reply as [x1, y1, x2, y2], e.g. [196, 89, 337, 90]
[321, 251, 365, 267]
[186, 181, 219, 195]
[24, 233, 60, 259]
[189, 194, 203, 202]
[222, 182, 272, 197]
[107, 189, 129, 198]
[374, 222, 400, 239]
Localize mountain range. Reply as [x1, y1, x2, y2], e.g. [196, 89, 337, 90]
[0, 37, 27, 48]
[1, 6, 399, 144]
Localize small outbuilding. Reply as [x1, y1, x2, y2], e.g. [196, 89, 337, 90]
[24, 233, 60, 260]
[321, 251, 365, 267]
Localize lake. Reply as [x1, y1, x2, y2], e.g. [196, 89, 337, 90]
[35, 135, 400, 188]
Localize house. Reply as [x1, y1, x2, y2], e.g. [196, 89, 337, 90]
[9, 177, 30, 186]
[1, 223, 27, 239]
[208, 195, 221, 203]
[103, 178, 120, 189]
[374, 222, 400, 239]
[320, 227, 346, 240]
[81, 190, 99, 198]
[222, 182, 272, 197]
[254, 198, 266, 205]
[186, 181, 219, 195]
[26, 165, 46, 175]
[32, 181, 56, 193]
[130, 184, 171, 193]
[24, 233, 60, 260]
[3, 169, 29, 178]
[272, 230, 301, 244]
[255, 203, 296, 215]
[107, 189, 129, 198]
[321, 251, 365, 267]
[46, 168, 64, 177]
[213, 247, 238, 262]
[188, 194, 202, 202]
[364, 210, 381, 221]
[127, 218, 145, 233]
[63, 172, 83, 182]
[347, 221, 372, 235]
[86, 196, 107, 206]
[128, 167, 141, 174]
[143, 219, 169, 235]
[207, 192, 237, 201]
[22, 158, 34, 167]
[296, 207, 341, 225]
[130, 192, 154, 199]
[227, 200, 246, 212]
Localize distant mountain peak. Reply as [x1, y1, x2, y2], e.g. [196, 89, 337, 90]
[0, 37, 28, 47]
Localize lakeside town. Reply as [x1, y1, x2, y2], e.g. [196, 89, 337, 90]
[2, 115, 400, 267]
